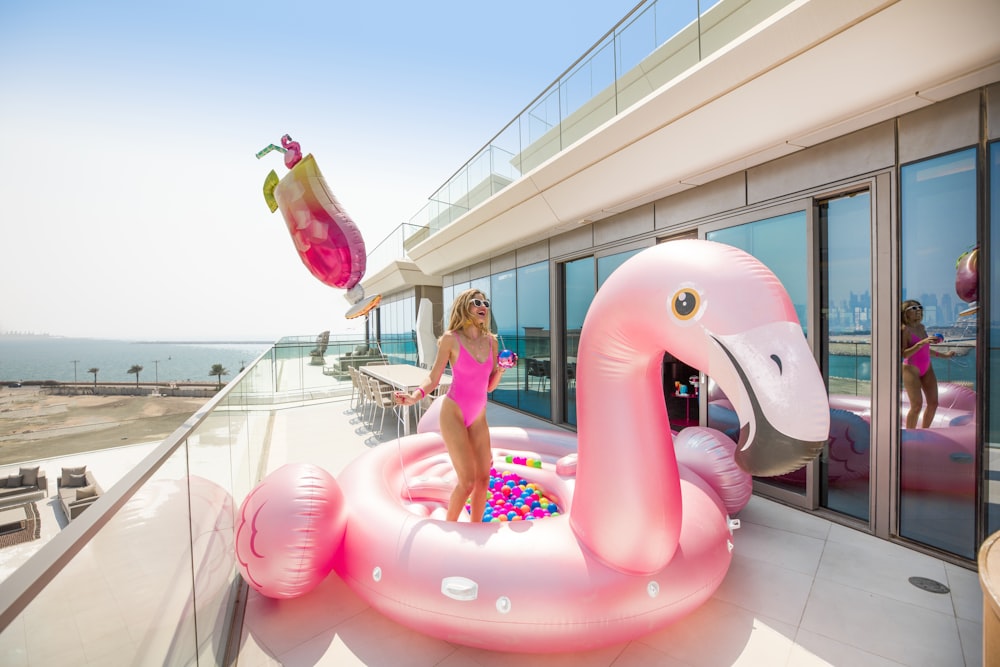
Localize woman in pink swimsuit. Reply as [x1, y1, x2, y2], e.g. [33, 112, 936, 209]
[394, 289, 506, 521]
[901, 300, 957, 429]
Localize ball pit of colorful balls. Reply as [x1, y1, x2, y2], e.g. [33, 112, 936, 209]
[467, 467, 560, 522]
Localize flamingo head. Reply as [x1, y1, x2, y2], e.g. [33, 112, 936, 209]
[280, 134, 303, 169]
[595, 239, 829, 476]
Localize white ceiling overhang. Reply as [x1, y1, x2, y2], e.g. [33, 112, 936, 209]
[380, 0, 1000, 283]
[346, 259, 442, 310]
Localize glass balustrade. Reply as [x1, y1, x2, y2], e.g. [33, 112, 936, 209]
[0, 338, 361, 664]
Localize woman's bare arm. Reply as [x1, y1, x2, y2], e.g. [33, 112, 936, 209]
[486, 336, 505, 392]
[396, 333, 456, 405]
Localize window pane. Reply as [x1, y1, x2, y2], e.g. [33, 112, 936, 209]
[899, 148, 978, 559]
[491, 270, 517, 408]
[989, 140, 1000, 536]
[379, 294, 416, 365]
[821, 192, 871, 521]
[707, 211, 808, 497]
[564, 257, 595, 425]
[597, 248, 642, 288]
[708, 212, 809, 333]
[443, 284, 458, 329]
[517, 262, 550, 419]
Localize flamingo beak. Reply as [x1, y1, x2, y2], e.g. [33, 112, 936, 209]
[708, 322, 829, 476]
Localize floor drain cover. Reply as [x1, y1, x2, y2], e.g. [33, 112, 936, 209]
[908, 576, 950, 594]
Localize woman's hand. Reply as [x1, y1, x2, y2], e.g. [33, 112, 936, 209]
[393, 391, 413, 406]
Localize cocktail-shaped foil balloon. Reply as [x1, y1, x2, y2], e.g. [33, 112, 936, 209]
[498, 349, 517, 369]
[257, 135, 367, 290]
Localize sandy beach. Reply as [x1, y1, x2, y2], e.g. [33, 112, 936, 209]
[0, 386, 208, 465]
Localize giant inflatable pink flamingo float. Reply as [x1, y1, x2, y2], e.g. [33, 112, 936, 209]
[236, 240, 830, 652]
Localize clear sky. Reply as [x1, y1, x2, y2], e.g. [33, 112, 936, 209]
[0, 0, 638, 342]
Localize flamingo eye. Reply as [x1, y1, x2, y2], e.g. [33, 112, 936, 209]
[671, 288, 701, 321]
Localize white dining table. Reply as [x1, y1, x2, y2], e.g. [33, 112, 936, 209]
[360, 364, 451, 435]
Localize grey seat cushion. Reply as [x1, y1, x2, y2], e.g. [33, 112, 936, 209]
[19, 466, 40, 486]
[60, 466, 87, 486]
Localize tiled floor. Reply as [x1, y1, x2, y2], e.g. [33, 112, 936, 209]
[235, 397, 985, 667]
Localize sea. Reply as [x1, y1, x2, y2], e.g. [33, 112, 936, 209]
[2, 336, 976, 386]
[0, 337, 273, 385]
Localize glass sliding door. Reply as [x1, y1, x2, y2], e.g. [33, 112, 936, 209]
[563, 257, 595, 426]
[707, 211, 810, 499]
[379, 293, 416, 365]
[490, 270, 518, 408]
[988, 140, 999, 538]
[559, 249, 647, 426]
[454, 261, 553, 420]
[517, 262, 551, 419]
[596, 248, 642, 287]
[819, 192, 872, 521]
[899, 148, 978, 559]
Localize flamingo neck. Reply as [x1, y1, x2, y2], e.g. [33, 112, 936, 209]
[569, 326, 682, 574]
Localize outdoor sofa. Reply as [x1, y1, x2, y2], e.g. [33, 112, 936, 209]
[0, 465, 48, 509]
[333, 345, 388, 372]
[56, 466, 103, 520]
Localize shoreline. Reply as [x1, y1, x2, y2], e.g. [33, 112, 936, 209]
[0, 387, 208, 466]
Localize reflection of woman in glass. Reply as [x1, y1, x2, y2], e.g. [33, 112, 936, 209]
[901, 300, 957, 428]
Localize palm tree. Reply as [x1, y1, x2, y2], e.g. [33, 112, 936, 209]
[127, 364, 143, 387]
[210, 364, 230, 389]
[88, 368, 99, 390]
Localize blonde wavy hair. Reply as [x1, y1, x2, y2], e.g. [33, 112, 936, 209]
[446, 288, 495, 340]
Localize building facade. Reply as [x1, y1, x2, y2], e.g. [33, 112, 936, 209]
[360, 0, 1000, 564]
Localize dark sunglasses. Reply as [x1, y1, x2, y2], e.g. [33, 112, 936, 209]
[905, 305, 923, 312]
[470, 298, 491, 308]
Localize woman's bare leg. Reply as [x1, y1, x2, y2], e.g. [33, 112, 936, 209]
[920, 368, 940, 428]
[902, 366, 923, 429]
[464, 414, 493, 522]
[439, 398, 484, 521]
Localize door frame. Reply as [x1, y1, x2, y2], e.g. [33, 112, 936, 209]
[697, 175, 892, 533]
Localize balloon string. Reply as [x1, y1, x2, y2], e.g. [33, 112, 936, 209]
[396, 402, 413, 502]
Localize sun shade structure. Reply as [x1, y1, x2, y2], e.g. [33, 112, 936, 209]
[345, 294, 381, 320]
